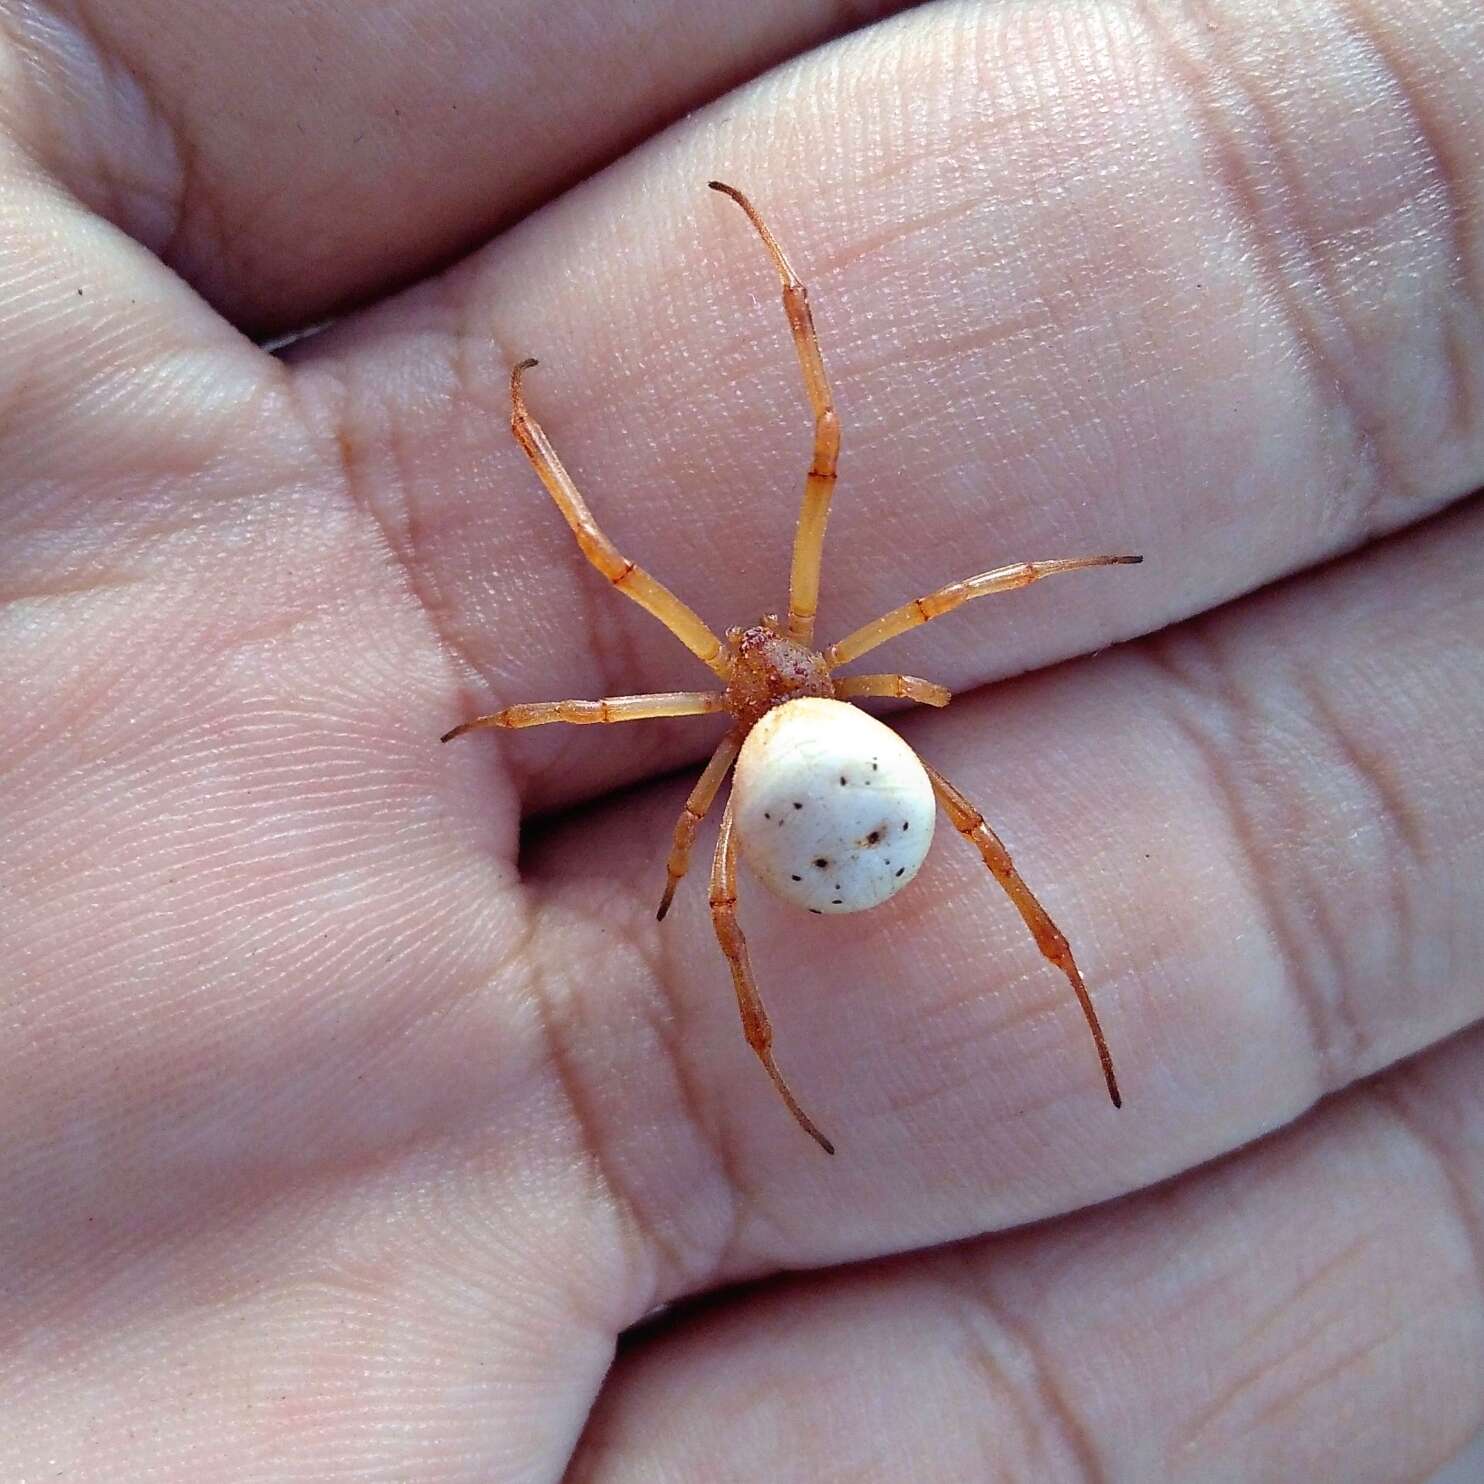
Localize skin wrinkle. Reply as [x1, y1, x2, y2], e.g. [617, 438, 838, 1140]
[1183, 0, 1425, 491]
[630, 856, 753, 1289]
[1364, 1091, 1484, 1482]
[655, 885, 824, 1290]
[0, 350, 41, 470]
[936, 1286, 1046, 1479]
[523, 881, 757, 1310]
[1297, 672, 1429, 1015]
[851, 300, 1062, 383]
[1273, 0, 1483, 480]
[1140, 624, 1346, 1095]
[1247, 1319, 1411, 1435]
[873, 916, 1111, 1125]
[1333, 0, 1484, 394]
[1240, 1233, 1377, 1350]
[304, 343, 513, 765]
[940, 1254, 1109, 1484]
[1175, 1232, 1379, 1450]
[28, 0, 192, 260]
[1366, 1079, 1484, 1354]
[0, 570, 146, 603]
[1299, 674, 1429, 865]
[1344, 0, 1484, 456]
[209, 597, 340, 654]
[520, 909, 670, 1334]
[807, 192, 983, 287]
[846, 98, 1042, 204]
[1136, 0, 1402, 508]
[435, 303, 561, 808]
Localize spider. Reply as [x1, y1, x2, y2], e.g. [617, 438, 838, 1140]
[444, 181, 1140, 1154]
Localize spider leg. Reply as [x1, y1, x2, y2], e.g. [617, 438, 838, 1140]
[923, 759, 1122, 1108]
[824, 555, 1142, 669]
[709, 182, 839, 649]
[833, 673, 952, 708]
[510, 359, 729, 677]
[657, 730, 741, 920]
[709, 795, 836, 1154]
[441, 690, 725, 742]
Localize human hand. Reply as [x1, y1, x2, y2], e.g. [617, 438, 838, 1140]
[3, 1, 1481, 1478]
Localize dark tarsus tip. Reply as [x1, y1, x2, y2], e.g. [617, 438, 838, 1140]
[1120, 554, 1143, 564]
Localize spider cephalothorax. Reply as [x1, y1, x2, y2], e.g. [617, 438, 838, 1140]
[444, 181, 1140, 1153]
[722, 620, 834, 731]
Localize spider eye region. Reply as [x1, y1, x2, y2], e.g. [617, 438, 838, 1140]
[732, 697, 935, 914]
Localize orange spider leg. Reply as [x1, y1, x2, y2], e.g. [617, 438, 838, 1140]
[824, 555, 1142, 669]
[923, 760, 1122, 1108]
[833, 673, 952, 708]
[657, 730, 742, 921]
[510, 359, 729, 677]
[442, 691, 726, 743]
[709, 182, 839, 649]
[710, 795, 835, 1154]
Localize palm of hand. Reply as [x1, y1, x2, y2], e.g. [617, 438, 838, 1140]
[3, 2, 1482, 1480]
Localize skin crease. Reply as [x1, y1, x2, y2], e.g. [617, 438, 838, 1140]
[0, 1, 1481, 1482]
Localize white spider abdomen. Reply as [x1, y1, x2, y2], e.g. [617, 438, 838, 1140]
[732, 697, 936, 915]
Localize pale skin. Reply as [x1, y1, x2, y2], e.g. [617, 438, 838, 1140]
[2, 2, 1483, 1482]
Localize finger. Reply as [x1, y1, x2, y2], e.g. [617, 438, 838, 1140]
[568, 1024, 1484, 1484]
[0, 0, 910, 332]
[523, 484, 1484, 1295]
[303, 0, 1484, 813]
[0, 137, 275, 501]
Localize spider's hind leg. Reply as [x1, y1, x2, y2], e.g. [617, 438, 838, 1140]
[441, 690, 726, 743]
[833, 674, 951, 708]
[657, 731, 741, 920]
[709, 795, 835, 1153]
[923, 758, 1122, 1108]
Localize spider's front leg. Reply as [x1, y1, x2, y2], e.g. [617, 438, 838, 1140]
[709, 796, 835, 1154]
[709, 182, 838, 648]
[509, 358, 731, 677]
